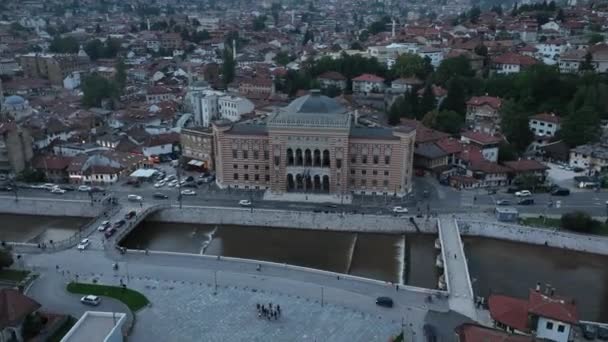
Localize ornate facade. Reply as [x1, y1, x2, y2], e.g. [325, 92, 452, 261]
[212, 91, 416, 196]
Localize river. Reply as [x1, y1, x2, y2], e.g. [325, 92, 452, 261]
[0, 214, 85, 244]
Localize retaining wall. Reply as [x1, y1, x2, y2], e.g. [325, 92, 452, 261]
[0, 196, 102, 218]
[148, 205, 438, 233]
[458, 220, 608, 256]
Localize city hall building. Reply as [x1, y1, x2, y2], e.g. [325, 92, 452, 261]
[212, 91, 416, 197]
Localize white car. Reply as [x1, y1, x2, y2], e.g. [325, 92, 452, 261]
[80, 295, 100, 306]
[180, 189, 196, 196]
[239, 200, 252, 207]
[154, 180, 166, 188]
[78, 185, 92, 192]
[97, 220, 111, 231]
[392, 206, 408, 213]
[168, 180, 179, 187]
[41, 183, 56, 190]
[515, 190, 532, 197]
[50, 187, 66, 194]
[127, 194, 143, 202]
[77, 238, 90, 250]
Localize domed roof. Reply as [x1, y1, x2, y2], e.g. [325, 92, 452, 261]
[285, 90, 346, 115]
[4, 95, 25, 106]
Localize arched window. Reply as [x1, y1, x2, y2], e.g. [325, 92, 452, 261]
[287, 148, 294, 166]
[322, 150, 330, 167]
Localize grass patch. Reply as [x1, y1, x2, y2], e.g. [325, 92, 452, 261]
[0, 269, 30, 282]
[48, 316, 77, 342]
[67, 282, 149, 311]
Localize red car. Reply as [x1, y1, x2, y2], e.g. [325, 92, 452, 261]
[104, 228, 117, 238]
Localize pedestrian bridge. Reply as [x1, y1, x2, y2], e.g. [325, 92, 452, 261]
[437, 216, 477, 320]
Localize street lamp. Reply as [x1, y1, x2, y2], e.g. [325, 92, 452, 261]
[175, 160, 183, 209]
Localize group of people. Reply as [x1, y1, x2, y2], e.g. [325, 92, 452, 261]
[256, 303, 281, 320]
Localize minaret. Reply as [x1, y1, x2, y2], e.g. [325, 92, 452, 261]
[0, 78, 4, 113]
[232, 39, 237, 61]
[291, 11, 295, 25]
[147, 19, 151, 31]
[392, 19, 396, 38]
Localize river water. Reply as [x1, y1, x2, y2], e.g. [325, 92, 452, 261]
[464, 236, 608, 322]
[0, 214, 85, 244]
[120, 221, 439, 288]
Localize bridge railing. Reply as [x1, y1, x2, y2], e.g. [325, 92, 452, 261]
[113, 204, 169, 246]
[51, 203, 121, 251]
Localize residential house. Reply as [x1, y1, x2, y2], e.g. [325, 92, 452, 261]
[558, 49, 586, 73]
[145, 86, 178, 104]
[503, 159, 549, 183]
[465, 96, 503, 134]
[351, 74, 386, 94]
[160, 33, 183, 50]
[139, 132, 180, 158]
[488, 287, 578, 342]
[436, 137, 464, 166]
[19, 53, 90, 86]
[529, 113, 561, 151]
[218, 95, 255, 122]
[238, 77, 275, 98]
[31, 155, 73, 183]
[53, 142, 108, 157]
[569, 143, 608, 173]
[535, 38, 566, 65]
[180, 127, 215, 171]
[466, 160, 510, 188]
[390, 77, 423, 94]
[316, 71, 347, 91]
[461, 131, 501, 163]
[0, 289, 42, 342]
[0, 122, 33, 175]
[492, 52, 538, 75]
[559, 44, 608, 73]
[417, 46, 444, 67]
[413, 142, 449, 171]
[67, 151, 148, 185]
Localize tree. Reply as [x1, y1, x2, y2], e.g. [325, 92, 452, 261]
[513, 174, 541, 190]
[253, 15, 267, 31]
[419, 84, 437, 118]
[49, 36, 79, 53]
[498, 142, 517, 162]
[271, 3, 281, 25]
[589, 33, 605, 45]
[468, 6, 481, 24]
[435, 56, 474, 86]
[368, 16, 391, 35]
[424, 110, 464, 134]
[579, 52, 595, 72]
[16, 169, 46, 183]
[393, 53, 432, 79]
[440, 78, 466, 115]
[388, 99, 402, 126]
[221, 47, 236, 87]
[0, 248, 13, 270]
[560, 106, 600, 147]
[82, 74, 118, 107]
[274, 51, 291, 66]
[95, 24, 101, 34]
[114, 59, 127, 91]
[303, 29, 314, 45]
[560, 211, 599, 233]
[500, 100, 533, 152]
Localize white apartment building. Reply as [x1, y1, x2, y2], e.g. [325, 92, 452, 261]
[218, 95, 254, 122]
[529, 113, 561, 137]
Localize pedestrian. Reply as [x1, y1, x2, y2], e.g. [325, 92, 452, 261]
[277, 305, 281, 315]
[396, 284, 399, 292]
[269, 303, 272, 309]
[454, 253, 457, 259]
[256, 303, 260, 311]
[55, 265, 59, 271]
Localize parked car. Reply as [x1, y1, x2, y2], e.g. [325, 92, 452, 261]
[375, 296, 393, 308]
[50, 187, 66, 194]
[114, 220, 126, 228]
[104, 228, 117, 238]
[97, 220, 111, 231]
[506, 186, 520, 194]
[423, 324, 437, 342]
[392, 206, 408, 213]
[182, 182, 198, 188]
[0, 185, 13, 192]
[517, 198, 535, 205]
[127, 194, 143, 202]
[495, 199, 511, 206]
[582, 324, 598, 340]
[180, 189, 196, 196]
[124, 211, 136, 220]
[154, 180, 166, 188]
[515, 190, 532, 197]
[153, 193, 169, 199]
[597, 326, 608, 340]
[551, 188, 570, 196]
[90, 186, 104, 193]
[78, 185, 92, 192]
[77, 238, 90, 250]
[80, 295, 101, 306]
[184, 176, 194, 182]
[41, 183, 56, 190]
[573, 167, 585, 173]
[239, 199, 252, 206]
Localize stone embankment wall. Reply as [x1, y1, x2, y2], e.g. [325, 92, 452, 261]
[0, 196, 101, 217]
[148, 206, 438, 234]
[458, 220, 608, 256]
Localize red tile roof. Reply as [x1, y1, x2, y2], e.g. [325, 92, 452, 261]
[0, 289, 41, 328]
[492, 52, 539, 66]
[466, 96, 502, 110]
[470, 160, 511, 174]
[488, 294, 531, 332]
[352, 73, 385, 82]
[458, 145, 484, 164]
[503, 159, 549, 172]
[436, 137, 464, 154]
[462, 130, 502, 145]
[456, 323, 535, 342]
[400, 119, 450, 143]
[31, 155, 73, 170]
[528, 289, 578, 324]
[531, 112, 560, 124]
